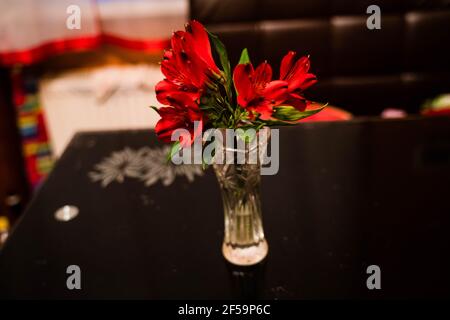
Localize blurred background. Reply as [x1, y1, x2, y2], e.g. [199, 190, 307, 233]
[0, 0, 450, 241]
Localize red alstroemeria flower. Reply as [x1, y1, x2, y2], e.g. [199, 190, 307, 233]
[154, 92, 205, 146]
[233, 62, 288, 120]
[156, 20, 220, 106]
[279, 51, 317, 111]
[155, 79, 199, 106]
[184, 20, 220, 75]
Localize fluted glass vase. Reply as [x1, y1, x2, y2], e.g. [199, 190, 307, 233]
[213, 128, 269, 266]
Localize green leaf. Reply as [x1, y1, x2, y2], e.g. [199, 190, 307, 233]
[263, 120, 300, 127]
[166, 141, 181, 163]
[202, 141, 214, 170]
[207, 31, 231, 86]
[273, 105, 326, 122]
[236, 128, 256, 143]
[238, 48, 251, 65]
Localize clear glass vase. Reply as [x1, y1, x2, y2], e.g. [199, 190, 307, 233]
[213, 128, 269, 266]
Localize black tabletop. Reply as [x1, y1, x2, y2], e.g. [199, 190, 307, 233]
[1, 117, 450, 299]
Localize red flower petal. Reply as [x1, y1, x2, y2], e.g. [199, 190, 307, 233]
[263, 80, 288, 105]
[166, 92, 200, 111]
[280, 51, 296, 80]
[170, 31, 186, 56]
[167, 31, 206, 88]
[285, 99, 307, 111]
[287, 73, 317, 92]
[156, 80, 178, 104]
[253, 62, 273, 93]
[154, 107, 186, 142]
[186, 20, 220, 74]
[280, 53, 317, 93]
[253, 102, 274, 121]
[156, 80, 200, 106]
[233, 63, 255, 107]
[291, 56, 310, 76]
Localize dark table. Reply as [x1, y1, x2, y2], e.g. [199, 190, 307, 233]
[1, 117, 450, 299]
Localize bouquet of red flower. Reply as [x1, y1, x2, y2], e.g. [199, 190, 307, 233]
[152, 20, 323, 150]
[151, 20, 325, 266]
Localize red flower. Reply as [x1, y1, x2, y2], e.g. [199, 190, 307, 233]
[233, 62, 288, 120]
[155, 79, 199, 106]
[184, 20, 220, 75]
[156, 20, 220, 106]
[154, 92, 205, 146]
[279, 51, 317, 111]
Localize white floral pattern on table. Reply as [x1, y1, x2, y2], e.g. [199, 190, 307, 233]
[89, 146, 203, 187]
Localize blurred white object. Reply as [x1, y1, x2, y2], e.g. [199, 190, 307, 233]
[0, 0, 98, 61]
[54, 205, 79, 222]
[0, 0, 188, 65]
[99, 0, 188, 41]
[381, 108, 407, 119]
[40, 64, 163, 156]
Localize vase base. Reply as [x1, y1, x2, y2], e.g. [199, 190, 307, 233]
[222, 240, 268, 266]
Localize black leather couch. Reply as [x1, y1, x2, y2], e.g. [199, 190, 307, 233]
[190, 0, 450, 115]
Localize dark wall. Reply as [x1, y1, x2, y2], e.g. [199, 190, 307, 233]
[0, 68, 28, 221]
[190, 0, 450, 115]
